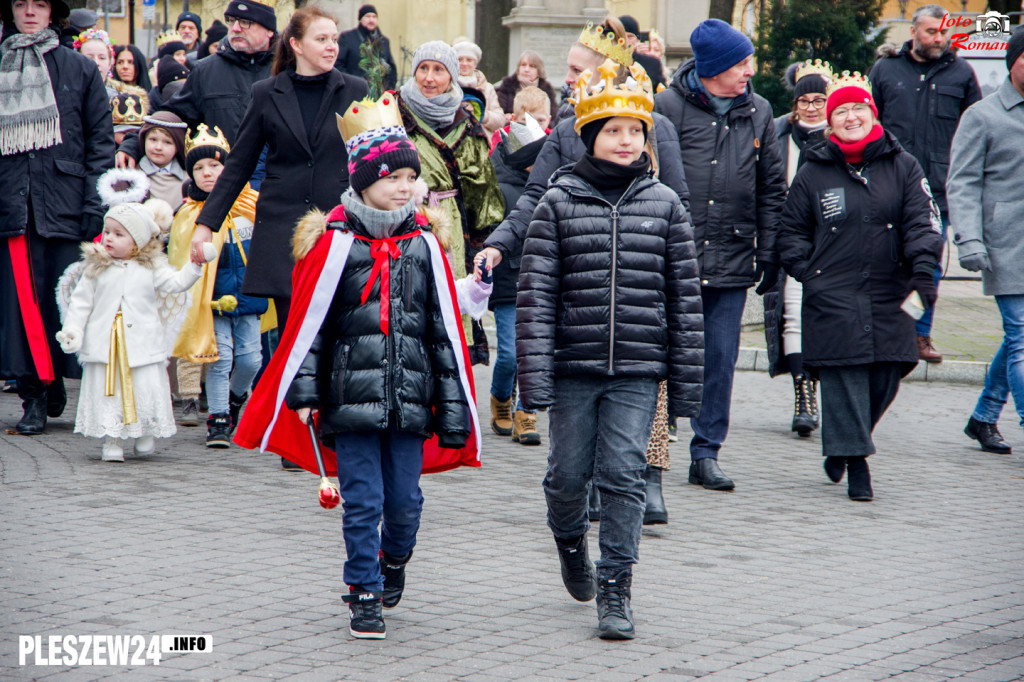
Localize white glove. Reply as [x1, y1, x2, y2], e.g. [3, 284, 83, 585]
[200, 242, 218, 263]
[56, 327, 83, 354]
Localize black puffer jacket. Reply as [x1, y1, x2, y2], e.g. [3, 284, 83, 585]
[0, 32, 114, 240]
[654, 59, 787, 288]
[285, 211, 470, 447]
[868, 42, 982, 214]
[483, 111, 690, 270]
[516, 168, 704, 419]
[777, 130, 943, 370]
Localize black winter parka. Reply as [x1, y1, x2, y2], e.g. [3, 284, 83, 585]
[284, 213, 470, 447]
[654, 59, 787, 288]
[516, 168, 704, 419]
[197, 70, 368, 298]
[868, 42, 982, 214]
[0, 36, 114, 240]
[483, 111, 691, 270]
[777, 130, 943, 370]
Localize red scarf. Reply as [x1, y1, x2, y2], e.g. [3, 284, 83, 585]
[829, 124, 884, 164]
[353, 231, 421, 336]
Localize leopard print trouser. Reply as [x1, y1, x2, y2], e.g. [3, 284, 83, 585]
[645, 381, 670, 470]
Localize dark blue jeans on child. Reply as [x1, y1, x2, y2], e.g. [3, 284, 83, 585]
[335, 423, 425, 591]
[544, 375, 658, 575]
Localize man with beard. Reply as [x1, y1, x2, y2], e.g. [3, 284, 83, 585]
[334, 4, 397, 92]
[869, 4, 982, 364]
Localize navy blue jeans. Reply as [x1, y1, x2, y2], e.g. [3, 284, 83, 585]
[490, 303, 529, 411]
[334, 424, 425, 591]
[544, 375, 658, 571]
[690, 286, 747, 461]
[972, 294, 1024, 428]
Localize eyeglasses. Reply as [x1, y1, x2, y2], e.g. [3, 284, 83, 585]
[831, 103, 873, 119]
[795, 97, 827, 110]
[224, 15, 254, 29]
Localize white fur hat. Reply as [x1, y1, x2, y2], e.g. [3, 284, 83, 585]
[104, 199, 173, 248]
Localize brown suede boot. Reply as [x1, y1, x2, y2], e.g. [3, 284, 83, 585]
[490, 395, 513, 436]
[512, 409, 541, 445]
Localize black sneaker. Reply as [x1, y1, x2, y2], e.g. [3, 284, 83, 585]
[380, 550, 412, 609]
[342, 589, 386, 639]
[596, 568, 635, 640]
[206, 413, 232, 448]
[555, 534, 597, 602]
[229, 391, 249, 434]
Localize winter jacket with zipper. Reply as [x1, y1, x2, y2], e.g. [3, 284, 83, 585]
[211, 216, 268, 317]
[116, 41, 275, 162]
[516, 168, 704, 419]
[654, 59, 787, 288]
[483, 111, 690, 270]
[333, 25, 398, 92]
[197, 69, 369, 299]
[284, 209, 470, 447]
[0, 31, 115, 240]
[868, 41, 982, 214]
[776, 129, 943, 370]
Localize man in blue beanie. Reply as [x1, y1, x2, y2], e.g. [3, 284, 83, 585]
[654, 18, 787, 492]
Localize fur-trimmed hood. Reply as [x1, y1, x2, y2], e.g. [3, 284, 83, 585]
[81, 237, 167, 278]
[292, 205, 452, 262]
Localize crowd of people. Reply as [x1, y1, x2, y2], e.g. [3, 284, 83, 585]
[2, 0, 1023, 644]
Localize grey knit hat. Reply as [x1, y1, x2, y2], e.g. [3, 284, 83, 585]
[412, 40, 458, 81]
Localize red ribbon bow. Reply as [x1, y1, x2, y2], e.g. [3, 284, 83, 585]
[354, 231, 421, 336]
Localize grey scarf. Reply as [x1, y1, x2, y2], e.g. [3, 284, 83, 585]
[342, 188, 417, 240]
[400, 77, 463, 131]
[0, 28, 62, 155]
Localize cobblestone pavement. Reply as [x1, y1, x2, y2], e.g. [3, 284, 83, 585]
[2, 365, 1023, 681]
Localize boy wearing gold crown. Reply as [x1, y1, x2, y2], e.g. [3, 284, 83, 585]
[234, 95, 480, 640]
[516, 59, 704, 639]
[168, 125, 264, 443]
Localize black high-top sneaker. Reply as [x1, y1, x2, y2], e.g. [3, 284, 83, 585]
[206, 413, 232, 448]
[554, 534, 597, 602]
[596, 567, 635, 640]
[342, 588, 386, 639]
[380, 550, 412, 609]
[228, 391, 248, 434]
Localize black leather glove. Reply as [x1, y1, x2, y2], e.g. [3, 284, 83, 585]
[754, 262, 780, 296]
[81, 213, 104, 241]
[910, 272, 937, 310]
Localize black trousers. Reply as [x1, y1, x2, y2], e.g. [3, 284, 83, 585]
[817, 362, 903, 459]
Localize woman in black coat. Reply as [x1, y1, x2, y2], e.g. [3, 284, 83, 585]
[0, 0, 115, 435]
[192, 5, 368, 328]
[494, 50, 559, 120]
[777, 75, 943, 502]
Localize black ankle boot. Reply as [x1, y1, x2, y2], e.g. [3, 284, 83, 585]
[46, 378, 67, 418]
[642, 466, 667, 525]
[588, 484, 600, 522]
[688, 458, 735, 490]
[964, 417, 1012, 454]
[228, 391, 248, 433]
[596, 566, 635, 640]
[791, 373, 815, 437]
[380, 550, 412, 609]
[824, 456, 846, 483]
[16, 382, 47, 435]
[846, 457, 873, 501]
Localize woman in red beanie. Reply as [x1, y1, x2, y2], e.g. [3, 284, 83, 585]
[776, 72, 944, 502]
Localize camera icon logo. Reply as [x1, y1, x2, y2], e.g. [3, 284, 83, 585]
[975, 10, 1010, 37]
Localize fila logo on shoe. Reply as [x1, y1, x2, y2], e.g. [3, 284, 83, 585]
[358, 593, 375, 601]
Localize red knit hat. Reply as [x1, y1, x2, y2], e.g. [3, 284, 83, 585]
[825, 71, 877, 121]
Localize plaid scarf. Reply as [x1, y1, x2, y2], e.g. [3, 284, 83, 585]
[0, 28, 62, 154]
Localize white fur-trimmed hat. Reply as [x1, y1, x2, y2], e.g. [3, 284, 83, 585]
[105, 199, 173, 248]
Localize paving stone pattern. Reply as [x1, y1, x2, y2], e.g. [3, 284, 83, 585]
[1, 367, 1022, 681]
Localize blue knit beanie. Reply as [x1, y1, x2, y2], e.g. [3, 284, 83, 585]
[691, 19, 754, 78]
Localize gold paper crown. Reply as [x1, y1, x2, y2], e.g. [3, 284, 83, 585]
[826, 70, 872, 97]
[336, 93, 403, 143]
[578, 22, 634, 67]
[795, 59, 834, 83]
[571, 59, 654, 134]
[155, 30, 184, 48]
[185, 123, 231, 156]
[110, 88, 149, 127]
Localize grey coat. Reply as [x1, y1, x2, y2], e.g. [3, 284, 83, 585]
[947, 79, 1024, 297]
